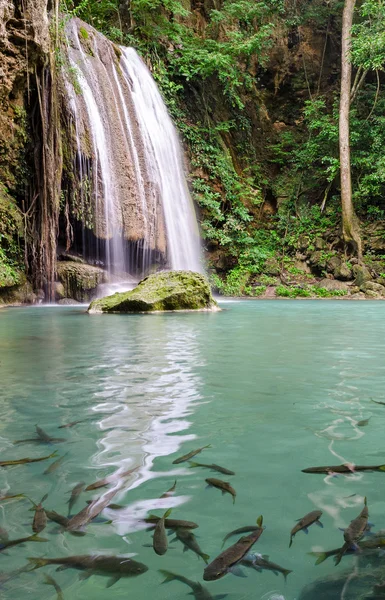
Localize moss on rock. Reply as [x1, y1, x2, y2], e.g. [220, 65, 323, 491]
[57, 261, 105, 302]
[88, 270, 218, 313]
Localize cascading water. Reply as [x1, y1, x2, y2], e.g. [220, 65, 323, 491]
[119, 48, 202, 273]
[63, 19, 202, 283]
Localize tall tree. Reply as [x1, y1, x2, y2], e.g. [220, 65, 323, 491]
[339, 0, 362, 259]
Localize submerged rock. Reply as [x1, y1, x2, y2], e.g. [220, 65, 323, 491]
[57, 261, 105, 302]
[88, 270, 218, 313]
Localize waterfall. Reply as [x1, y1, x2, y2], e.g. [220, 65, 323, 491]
[63, 19, 202, 280]
[119, 48, 201, 273]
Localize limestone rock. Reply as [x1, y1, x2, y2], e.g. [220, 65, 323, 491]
[317, 278, 350, 292]
[326, 256, 352, 280]
[309, 251, 327, 271]
[362, 281, 385, 294]
[57, 261, 105, 302]
[352, 264, 372, 287]
[88, 270, 218, 313]
[314, 237, 326, 250]
[365, 290, 382, 299]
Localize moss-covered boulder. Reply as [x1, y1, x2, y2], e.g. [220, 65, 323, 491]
[57, 261, 105, 302]
[88, 270, 218, 313]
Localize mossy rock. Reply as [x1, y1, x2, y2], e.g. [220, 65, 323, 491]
[88, 270, 218, 313]
[57, 261, 105, 302]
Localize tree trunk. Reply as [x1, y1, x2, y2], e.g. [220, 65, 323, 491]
[339, 0, 362, 259]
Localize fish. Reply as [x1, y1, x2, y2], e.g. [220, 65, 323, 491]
[205, 478, 236, 504]
[44, 453, 69, 475]
[171, 528, 210, 563]
[85, 467, 138, 491]
[357, 418, 371, 427]
[371, 398, 385, 406]
[0, 493, 25, 502]
[0, 528, 8, 542]
[45, 510, 70, 528]
[67, 482, 85, 516]
[222, 521, 263, 546]
[0, 533, 47, 551]
[65, 486, 121, 532]
[289, 510, 323, 547]
[32, 493, 48, 533]
[172, 445, 211, 464]
[310, 536, 385, 564]
[302, 464, 385, 474]
[14, 426, 66, 445]
[144, 515, 198, 529]
[203, 516, 264, 581]
[0, 451, 58, 467]
[58, 419, 88, 429]
[241, 552, 292, 580]
[334, 498, 369, 565]
[37, 425, 66, 443]
[153, 509, 172, 555]
[43, 574, 64, 600]
[27, 554, 148, 587]
[160, 481, 177, 499]
[159, 570, 226, 600]
[189, 462, 235, 476]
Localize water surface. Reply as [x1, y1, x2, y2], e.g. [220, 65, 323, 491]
[1, 301, 385, 599]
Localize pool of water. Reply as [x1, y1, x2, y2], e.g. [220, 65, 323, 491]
[1, 300, 385, 599]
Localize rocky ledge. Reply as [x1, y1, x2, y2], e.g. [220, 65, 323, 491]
[88, 270, 218, 313]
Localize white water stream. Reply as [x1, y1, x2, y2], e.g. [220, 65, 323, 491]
[65, 20, 202, 281]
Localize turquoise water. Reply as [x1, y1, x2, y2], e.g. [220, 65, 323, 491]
[1, 301, 385, 599]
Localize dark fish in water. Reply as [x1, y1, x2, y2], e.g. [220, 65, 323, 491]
[14, 426, 66, 445]
[43, 574, 64, 600]
[371, 398, 385, 406]
[189, 462, 235, 476]
[144, 515, 198, 530]
[46, 510, 70, 528]
[223, 522, 262, 546]
[302, 464, 385, 474]
[153, 509, 172, 555]
[0, 451, 58, 467]
[0, 533, 47, 551]
[58, 419, 88, 429]
[27, 554, 148, 587]
[289, 510, 323, 547]
[171, 528, 210, 563]
[0, 493, 25, 502]
[357, 418, 371, 427]
[241, 552, 292, 580]
[85, 467, 138, 491]
[206, 478, 236, 504]
[65, 486, 121, 532]
[160, 570, 227, 600]
[67, 482, 85, 516]
[44, 453, 69, 475]
[335, 498, 369, 565]
[0, 528, 8, 542]
[204, 516, 264, 581]
[32, 493, 48, 533]
[310, 536, 385, 564]
[160, 481, 177, 499]
[173, 445, 211, 464]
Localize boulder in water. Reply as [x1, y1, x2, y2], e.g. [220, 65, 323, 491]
[88, 270, 218, 313]
[57, 261, 105, 302]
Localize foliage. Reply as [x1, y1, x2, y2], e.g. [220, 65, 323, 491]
[0, 185, 24, 288]
[276, 284, 347, 297]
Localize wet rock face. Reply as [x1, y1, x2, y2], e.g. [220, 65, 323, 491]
[88, 270, 218, 313]
[56, 261, 105, 302]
